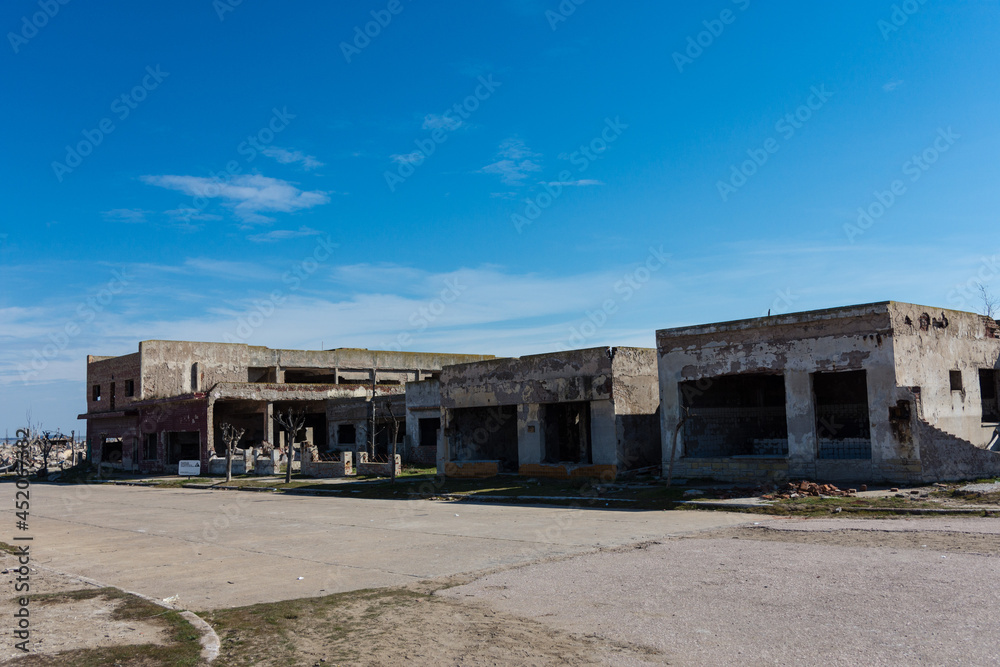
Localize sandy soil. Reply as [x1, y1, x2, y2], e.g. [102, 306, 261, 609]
[0, 553, 170, 662]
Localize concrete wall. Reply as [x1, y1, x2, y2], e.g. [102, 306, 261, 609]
[889, 303, 1000, 446]
[405, 379, 441, 464]
[86, 353, 140, 413]
[439, 347, 655, 478]
[657, 303, 899, 483]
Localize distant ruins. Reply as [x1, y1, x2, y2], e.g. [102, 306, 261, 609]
[79, 302, 1000, 483]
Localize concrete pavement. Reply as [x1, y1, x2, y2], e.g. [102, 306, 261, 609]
[14, 482, 761, 611]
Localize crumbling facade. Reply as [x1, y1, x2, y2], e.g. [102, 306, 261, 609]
[438, 347, 661, 479]
[79, 341, 491, 473]
[657, 302, 1000, 484]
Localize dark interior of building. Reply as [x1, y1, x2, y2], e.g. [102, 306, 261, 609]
[680, 373, 788, 457]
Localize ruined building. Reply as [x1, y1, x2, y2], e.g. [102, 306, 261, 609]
[438, 347, 660, 479]
[657, 302, 1000, 483]
[79, 341, 491, 473]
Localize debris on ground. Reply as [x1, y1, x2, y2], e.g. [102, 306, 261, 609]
[761, 480, 856, 500]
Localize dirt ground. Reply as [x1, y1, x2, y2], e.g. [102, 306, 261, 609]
[0, 553, 172, 662]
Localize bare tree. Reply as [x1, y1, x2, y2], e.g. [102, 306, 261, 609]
[220, 422, 246, 483]
[272, 408, 305, 484]
[36, 431, 61, 478]
[977, 283, 998, 319]
[383, 400, 402, 484]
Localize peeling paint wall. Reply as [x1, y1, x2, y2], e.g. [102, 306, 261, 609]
[657, 301, 1000, 483]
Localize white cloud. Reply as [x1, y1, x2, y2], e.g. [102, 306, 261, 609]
[247, 226, 325, 243]
[545, 179, 604, 187]
[883, 79, 904, 92]
[422, 113, 463, 131]
[261, 146, 324, 170]
[164, 208, 223, 222]
[480, 138, 542, 185]
[142, 174, 330, 224]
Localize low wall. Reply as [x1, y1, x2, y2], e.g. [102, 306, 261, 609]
[518, 463, 618, 480]
[208, 457, 247, 476]
[301, 449, 353, 478]
[357, 452, 401, 477]
[445, 460, 499, 478]
[664, 457, 789, 484]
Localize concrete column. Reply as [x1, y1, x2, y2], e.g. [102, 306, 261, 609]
[205, 398, 215, 465]
[784, 370, 816, 479]
[437, 408, 452, 475]
[590, 399, 618, 465]
[517, 403, 542, 465]
[659, 373, 681, 473]
[265, 402, 275, 445]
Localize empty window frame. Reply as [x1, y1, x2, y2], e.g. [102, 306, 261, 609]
[980, 369, 1000, 423]
[449, 405, 519, 472]
[680, 374, 788, 458]
[337, 424, 357, 445]
[418, 417, 441, 448]
[92, 384, 101, 401]
[167, 431, 200, 464]
[950, 370, 964, 392]
[813, 370, 871, 459]
[124, 379, 135, 397]
[542, 402, 592, 464]
[110, 382, 116, 410]
[143, 433, 157, 460]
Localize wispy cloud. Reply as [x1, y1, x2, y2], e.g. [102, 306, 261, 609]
[261, 146, 324, 170]
[545, 179, 604, 187]
[141, 174, 330, 224]
[102, 208, 150, 223]
[422, 113, 463, 131]
[247, 226, 325, 243]
[164, 208, 223, 222]
[480, 138, 542, 185]
[883, 79, 904, 92]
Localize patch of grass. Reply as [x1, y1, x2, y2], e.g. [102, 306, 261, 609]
[13, 588, 202, 666]
[206, 586, 428, 666]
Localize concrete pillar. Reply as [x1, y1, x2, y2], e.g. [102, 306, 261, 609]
[659, 373, 681, 473]
[205, 398, 215, 465]
[590, 399, 618, 465]
[517, 403, 542, 465]
[265, 402, 275, 445]
[437, 408, 452, 475]
[784, 369, 816, 479]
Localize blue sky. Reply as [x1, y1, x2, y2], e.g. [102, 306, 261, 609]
[1, 0, 998, 432]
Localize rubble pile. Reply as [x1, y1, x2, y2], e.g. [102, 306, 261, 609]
[762, 480, 856, 500]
